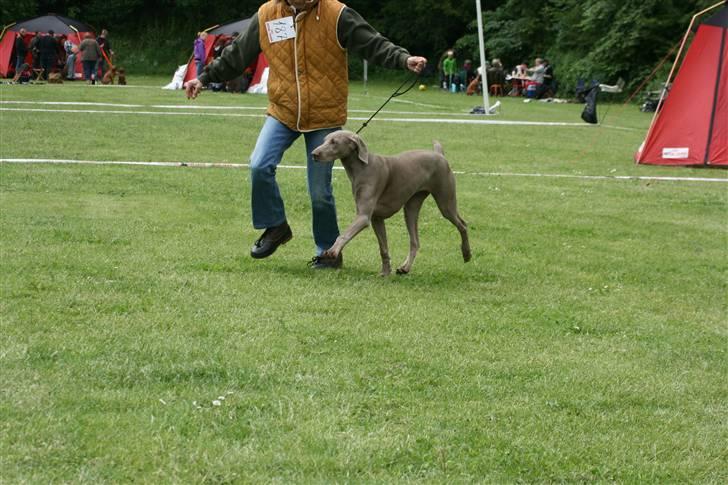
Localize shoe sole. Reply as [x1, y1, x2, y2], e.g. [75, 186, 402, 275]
[250, 231, 292, 259]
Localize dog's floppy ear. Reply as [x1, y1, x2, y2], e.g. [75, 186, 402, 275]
[347, 132, 369, 164]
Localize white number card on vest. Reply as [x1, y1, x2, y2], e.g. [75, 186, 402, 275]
[266, 17, 296, 43]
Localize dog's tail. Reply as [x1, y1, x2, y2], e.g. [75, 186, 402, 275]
[433, 141, 444, 156]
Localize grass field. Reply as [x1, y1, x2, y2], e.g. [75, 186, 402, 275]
[1, 76, 727, 483]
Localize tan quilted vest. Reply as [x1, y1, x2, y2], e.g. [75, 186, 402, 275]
[258, 0, 348, 132]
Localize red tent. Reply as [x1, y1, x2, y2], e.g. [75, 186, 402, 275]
[636, 3, 728, 166]
[182, 16, 267, 91]
[0, 14, 94, 78]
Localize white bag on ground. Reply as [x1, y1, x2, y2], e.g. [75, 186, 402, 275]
[163, 64, 188, 90]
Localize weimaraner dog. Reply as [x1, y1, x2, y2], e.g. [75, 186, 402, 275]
[311, 131, 471, 275]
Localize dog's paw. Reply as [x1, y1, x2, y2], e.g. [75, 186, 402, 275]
[396, 267, 410, 275]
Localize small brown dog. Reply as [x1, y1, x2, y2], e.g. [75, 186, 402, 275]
[47, 71, 63, 84]
[116, 67, 127, 85]
[101, 67, 116, 85]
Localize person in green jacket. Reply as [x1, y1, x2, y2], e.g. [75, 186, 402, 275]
[441, 49, 457, 90]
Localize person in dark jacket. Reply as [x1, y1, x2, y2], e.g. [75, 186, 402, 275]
[14, 28, 28, 73]
[29, 32, 41, 68]
[96, 29, 113, 77]
[78, 34, 102, 84]
[185, 0, 427, 269]
[37, 30, 59, 80]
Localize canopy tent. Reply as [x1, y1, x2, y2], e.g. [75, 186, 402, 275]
[0, 14, 94, 78]
[635, 1, 727, 166]
[179, 16, 268, 93]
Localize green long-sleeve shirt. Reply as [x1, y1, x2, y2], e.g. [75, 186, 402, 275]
[198, 8, 410, 85]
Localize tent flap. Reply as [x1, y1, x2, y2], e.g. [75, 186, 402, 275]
[636, 5, 728, 167]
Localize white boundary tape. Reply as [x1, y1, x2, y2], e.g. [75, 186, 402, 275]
[0, 106, 607, 128]
[0, 100, 637, 131]
[2, 158, 726, 183]
[0, 100, 505, 118]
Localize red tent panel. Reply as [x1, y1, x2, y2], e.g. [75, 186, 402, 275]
[250, 53, 268, 86]
[0, 32, 16, 77]
[636, 19, 727, 166]
[708, 32, 728, 164]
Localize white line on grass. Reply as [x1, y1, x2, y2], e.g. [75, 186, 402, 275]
[3, 158, 726, 183]
[0, 106, 609, 128]
[0, 100, 500, 117]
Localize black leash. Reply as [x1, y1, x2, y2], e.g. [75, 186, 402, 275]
[356, 74, 420, 134]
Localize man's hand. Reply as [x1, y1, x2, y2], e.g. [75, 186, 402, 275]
[185, 79, 203, 99]
[407, 56, 427, 74]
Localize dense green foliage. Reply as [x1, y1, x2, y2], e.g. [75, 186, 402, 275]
[0, 1, 721, 93]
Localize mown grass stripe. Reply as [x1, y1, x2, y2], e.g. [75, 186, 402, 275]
[2, 158, 726, 183]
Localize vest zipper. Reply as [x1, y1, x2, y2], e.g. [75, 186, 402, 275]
[294, 12, 305, 131]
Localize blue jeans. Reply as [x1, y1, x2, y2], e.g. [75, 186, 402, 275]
[65, 53, 76, 79]
[15, 54, 27, 72]
[82, 60, 96, 81]
[195, 60, 205, 78]
[249, 116, 340, 254]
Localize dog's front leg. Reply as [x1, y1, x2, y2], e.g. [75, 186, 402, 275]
[324, 213, 371, 259]
[371, 217, 391, 276]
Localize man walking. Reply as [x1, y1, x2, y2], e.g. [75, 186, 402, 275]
[14, 28, 28, 74]
[37, 30, 59, 80]
[186, 0, 426, 269]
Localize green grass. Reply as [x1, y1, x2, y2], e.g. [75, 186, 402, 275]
[1, 76, 726, 482]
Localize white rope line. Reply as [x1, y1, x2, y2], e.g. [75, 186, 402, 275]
[0, 100, 503, 117]
[0, 106, 612, 128]
[2, 158, 726, 183]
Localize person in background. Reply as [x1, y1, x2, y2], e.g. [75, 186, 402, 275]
[528, 58, 545, 84]
[63, 35, 77, 80]
[536, 58, 555, 98]
[212, 36, 226, 59]
[193, 32, 208, 78]
[29, 32, 41, 69]
[96, 29, 113, 77]
[37, 30, 59, 80]
[14, 28, 28, 74]
[441, 49, 457, 90]
[78, 33, 102, 84]
[185, 0, 427, 269]
[11, 62, 32, 83]
[525, 57, 545, 98]
[487, 58, 506, 90]
[457, 59, 476, 91]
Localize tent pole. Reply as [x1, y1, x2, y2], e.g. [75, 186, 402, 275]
[363, 59, 368, 95]
[0, 22, 17, 46]
[69, 25, 81, 45]
[639, 0, 724, 161]
[475, 0, 492, 115]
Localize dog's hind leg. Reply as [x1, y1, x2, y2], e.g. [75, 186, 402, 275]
[371, 217, 392, 276]
[431, 177, 471, 263]
[397, 191, 429, 275]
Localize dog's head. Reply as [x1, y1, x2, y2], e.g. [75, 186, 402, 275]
[311, 130, 368, 164]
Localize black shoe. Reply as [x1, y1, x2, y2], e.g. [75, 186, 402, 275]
[308, 253, 343, 270]
[250, 222, 292, 259]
